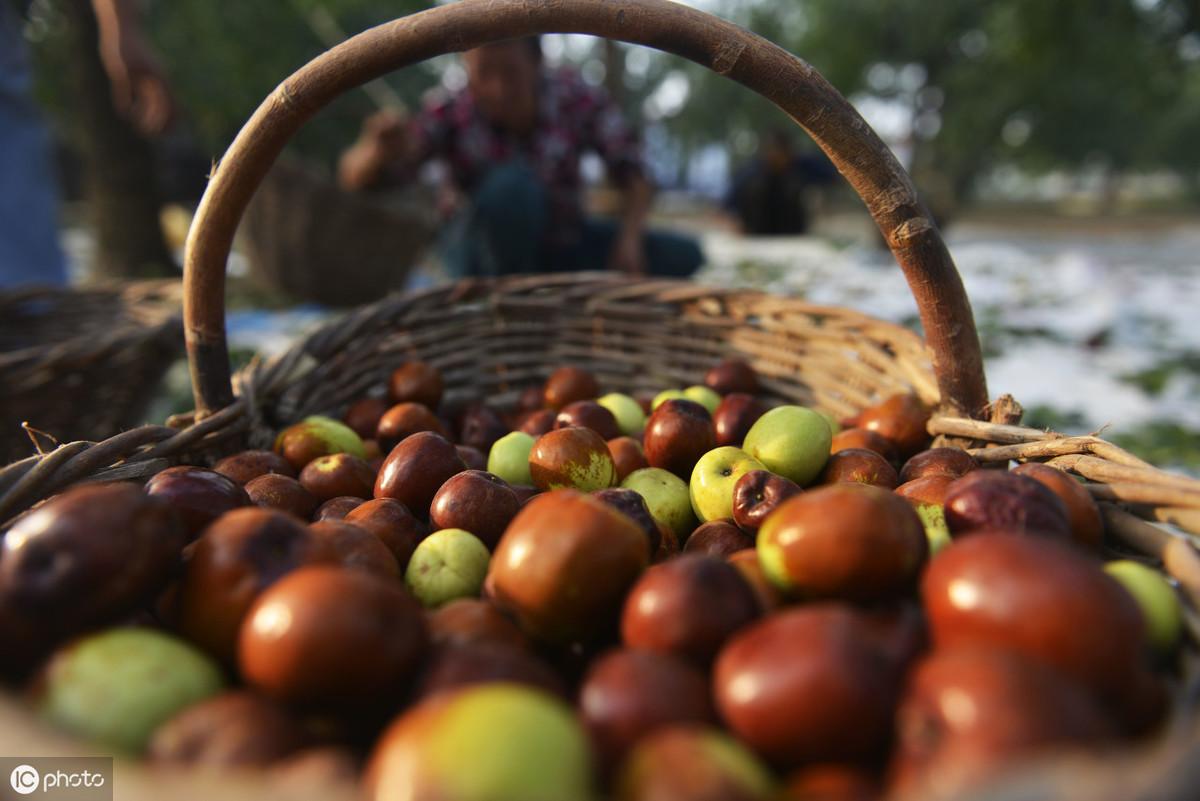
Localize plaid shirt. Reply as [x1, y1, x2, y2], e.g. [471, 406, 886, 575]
[410, 67, 643, 243]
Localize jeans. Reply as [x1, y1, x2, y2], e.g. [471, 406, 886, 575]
[441, 162, 703, 280]
[0, 4, 67, 288]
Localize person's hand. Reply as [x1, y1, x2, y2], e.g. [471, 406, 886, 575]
[339, 109, 412, 192]
[359, 110, 411, 165]
[609, 229, 647, 276]
[99, 31, 174, 137]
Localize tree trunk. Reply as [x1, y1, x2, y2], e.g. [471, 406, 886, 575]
[603, 39, 624, 106]
[61, 0, 173, 280]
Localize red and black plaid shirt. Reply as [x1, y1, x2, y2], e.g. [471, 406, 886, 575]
[410, 67, 643, 242]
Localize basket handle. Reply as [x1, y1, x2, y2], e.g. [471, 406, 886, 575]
[183, 0, 988, 419]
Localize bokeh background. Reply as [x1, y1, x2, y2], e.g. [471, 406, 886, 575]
[18, 0, 1200, 469]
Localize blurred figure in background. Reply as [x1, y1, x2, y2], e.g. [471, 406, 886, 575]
[727, 129, 837, 236]
[0, 0, 172, 288]
[339, 36, 703, 279]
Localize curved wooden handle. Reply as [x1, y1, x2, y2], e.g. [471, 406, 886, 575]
[183, 0, 988, 418]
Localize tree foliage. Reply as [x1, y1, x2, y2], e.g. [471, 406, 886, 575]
[642, 0, 1200, 206]
[29, 0, 1200, 203]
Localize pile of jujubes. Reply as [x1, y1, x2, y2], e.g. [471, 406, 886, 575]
[0, 358, 1184, 800]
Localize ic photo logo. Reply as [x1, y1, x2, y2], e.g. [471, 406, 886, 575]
[9, 764, 39, 795]
[2, 758, 110, 798]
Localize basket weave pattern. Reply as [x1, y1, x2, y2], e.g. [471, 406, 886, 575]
[0, 281, 182, 464]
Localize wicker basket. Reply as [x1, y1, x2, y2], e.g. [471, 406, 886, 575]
[2, 1, 1200, 798]
[241, 158, 436, 307]
[0, 281, 182, 465]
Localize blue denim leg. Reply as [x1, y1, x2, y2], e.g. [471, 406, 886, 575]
[0, 13, 67, 288]
[440, 162, 547, 278]
[569, 218, 705, 278]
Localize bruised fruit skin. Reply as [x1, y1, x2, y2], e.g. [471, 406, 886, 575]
[376, 402, 446, 451]
[757, 484, 927, 603]
[615, 725, 777, 801]
[310, 520, 400, 578]
[621, 554, 760, 665]
[857, 394, 931, 459]
[922, 533, 1153, 721]
[643, 399, 717, 480]
[239, 566, 427, 710]
[580, 649, 714, 771]
[943, 470, 1071, 540]
[429, 470, 520, 550]
[145, 466, 250, 539]
[344, 498, 428, 571]
[889, 648, 1115, 800]
[488, 490, 649, 645]
[529, 426, 618, 492]
[899, 447, 978, 484]
[212, 450, 296, 486]
[543, 366, 600, 410]
[244, 474, 318, 520]
[38, 627, 225, 753]
[148, 690, 307, 767]
[916, 503, 953, 555]
[176, 507, 331, 665]
[366, 684, 593, 801]
[731, 470, 802, 534]
[298, 453, 376, 503]
[714, 606, 899, 768]
[374, 432, 466, 517]
[817, 448, 899, 489]
[0, 482, 184, 650]
[388, 361, 444, 409]
[1011, 462, 1104, 549]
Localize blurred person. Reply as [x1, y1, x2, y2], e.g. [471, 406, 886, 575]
[338, 36, 703, 279]
[0, 0, 172, 288]
[726, 129, 837, 236]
